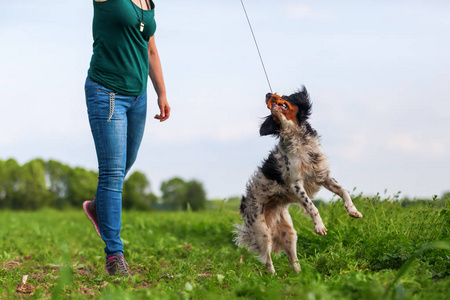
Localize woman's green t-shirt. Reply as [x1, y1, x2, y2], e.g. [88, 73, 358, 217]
[88, 0, 157, 96]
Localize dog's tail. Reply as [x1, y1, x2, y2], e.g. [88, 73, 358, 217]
[233, 196, 253, 248]
[233, 222, 255, 249]
[232, 223, 244, 247]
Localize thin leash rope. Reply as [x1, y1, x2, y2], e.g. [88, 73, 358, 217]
[240, 0, 273, 94]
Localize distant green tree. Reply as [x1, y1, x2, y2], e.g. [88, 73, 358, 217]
[15, 159, 51, 210]
[0, 159, 21, 209]
[46, 160, 71, 208]
[67, 167, 98, 206]
[0, 158, 212, 211]
[160, 177, 187, 210]
[122, 171, 157, 210]
[184, 180, 207, 211]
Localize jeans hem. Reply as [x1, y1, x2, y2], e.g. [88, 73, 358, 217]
[106, 251, 124, 259]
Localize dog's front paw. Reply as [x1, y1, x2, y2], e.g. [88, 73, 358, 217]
[347, 207, 363, 218]
[314, 223, 327, 236]
[348, 210, 363, 218]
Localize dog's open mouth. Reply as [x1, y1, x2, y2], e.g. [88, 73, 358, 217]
[278, 102, 289, 110]
[267, 95, 291, 111]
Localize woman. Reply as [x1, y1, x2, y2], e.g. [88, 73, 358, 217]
[82, 0, 170, 277]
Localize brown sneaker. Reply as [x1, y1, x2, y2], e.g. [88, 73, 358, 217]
[105, 255, 132, 277]
[82, 199, 101, 238]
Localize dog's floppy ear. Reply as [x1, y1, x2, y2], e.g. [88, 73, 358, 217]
[288, 86, 312, 124]
[260, 115, 280, 136]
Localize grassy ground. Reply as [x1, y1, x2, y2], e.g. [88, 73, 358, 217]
[0, 196, 449, 299]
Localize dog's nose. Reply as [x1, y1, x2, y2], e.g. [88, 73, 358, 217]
[265, 93, 273, 103]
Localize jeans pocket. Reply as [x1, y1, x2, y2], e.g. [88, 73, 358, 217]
[87, 81, 117, 122]
[86, 86, 113, 120]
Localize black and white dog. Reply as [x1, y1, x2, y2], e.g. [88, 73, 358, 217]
[234, 87, 362, 274]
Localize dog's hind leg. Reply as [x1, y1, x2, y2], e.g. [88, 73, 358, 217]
[285, 239, 301, 273]
[251, 223, 275, 274]
[235, 223, 275, 273]
[261, 242, 276, 274]
[278, 210, 301, 272]
[240, 195, 276, 273]
[323, 176, 362, 218]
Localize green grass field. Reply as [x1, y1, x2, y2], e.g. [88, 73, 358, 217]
[0, 196, 449, 299]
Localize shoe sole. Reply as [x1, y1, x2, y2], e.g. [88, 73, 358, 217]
[83, 201, 101, 238]
[104, 267, 131, 277]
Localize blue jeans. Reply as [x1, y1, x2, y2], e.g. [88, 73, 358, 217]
[84, 76, 147, 258]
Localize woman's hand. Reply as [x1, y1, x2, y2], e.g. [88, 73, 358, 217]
[154, 95, 170, 122]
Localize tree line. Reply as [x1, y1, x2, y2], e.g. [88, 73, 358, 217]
[0, 158, 207, 211]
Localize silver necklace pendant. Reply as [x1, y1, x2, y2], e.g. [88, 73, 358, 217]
[140, 22, 144, 32]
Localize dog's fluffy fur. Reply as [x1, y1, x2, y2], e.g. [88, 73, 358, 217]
[234, 87, 362, 274]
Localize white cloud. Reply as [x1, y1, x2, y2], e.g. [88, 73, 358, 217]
[285, 4, 330, 20]
[387, 133, 448, 157]
[336, 132, 372, 162]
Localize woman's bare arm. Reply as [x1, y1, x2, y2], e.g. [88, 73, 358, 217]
[148, 35, 170, 122]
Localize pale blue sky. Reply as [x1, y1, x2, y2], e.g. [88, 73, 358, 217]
[1, 0, 449, 200]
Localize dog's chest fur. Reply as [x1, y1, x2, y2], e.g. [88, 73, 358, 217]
[262, 125, 330, 199]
